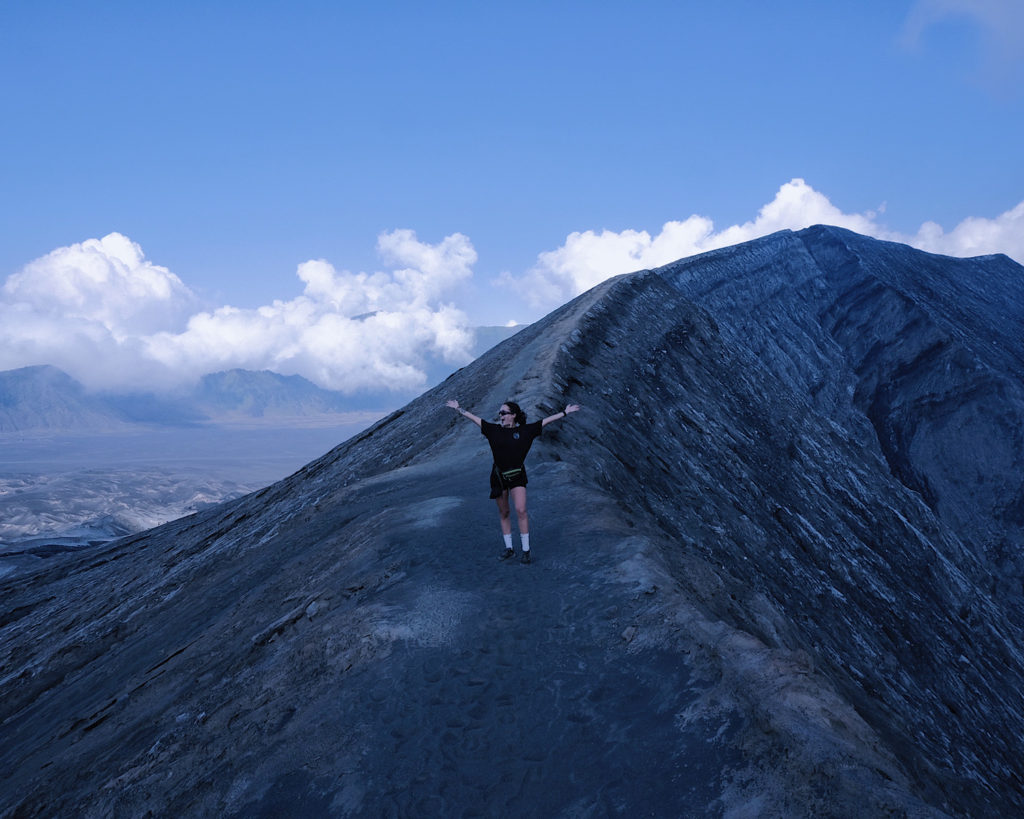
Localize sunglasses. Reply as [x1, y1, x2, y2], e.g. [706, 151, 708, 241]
[498, 410, 513, 416]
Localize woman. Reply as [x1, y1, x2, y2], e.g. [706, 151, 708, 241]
[446, 399, 580, 563]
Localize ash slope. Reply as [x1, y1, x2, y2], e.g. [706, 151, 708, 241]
[3, 226, 1024, 817]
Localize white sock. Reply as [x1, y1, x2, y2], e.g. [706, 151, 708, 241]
[520, 533, 530, 552]
[503, 533, 513, 551]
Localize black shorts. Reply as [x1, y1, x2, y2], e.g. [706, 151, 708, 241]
[489, 464, 528, 499]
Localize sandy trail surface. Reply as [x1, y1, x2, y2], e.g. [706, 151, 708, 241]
[255, 462, 736, 817]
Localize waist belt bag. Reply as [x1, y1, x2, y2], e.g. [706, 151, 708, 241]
[500, 467, 524, 483]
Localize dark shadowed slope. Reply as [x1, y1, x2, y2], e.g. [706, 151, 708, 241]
[2, 226, 1024, 817]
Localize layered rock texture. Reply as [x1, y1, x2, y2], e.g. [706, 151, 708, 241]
[3, 226, 1023, 817]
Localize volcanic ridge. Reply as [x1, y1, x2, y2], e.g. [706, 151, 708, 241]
[2, 225, 1024, 817]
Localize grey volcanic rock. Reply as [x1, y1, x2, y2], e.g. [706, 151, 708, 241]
[3, 226, 1024, 816]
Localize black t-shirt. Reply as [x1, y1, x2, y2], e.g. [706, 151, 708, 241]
[481, 420, 543, 469]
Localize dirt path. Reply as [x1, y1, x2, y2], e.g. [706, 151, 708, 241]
[224, 463, 742, 817]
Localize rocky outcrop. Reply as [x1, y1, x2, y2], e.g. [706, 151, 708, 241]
[2, 226, 1023, 817]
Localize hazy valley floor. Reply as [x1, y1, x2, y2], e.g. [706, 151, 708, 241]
[0, 419, 379, 578]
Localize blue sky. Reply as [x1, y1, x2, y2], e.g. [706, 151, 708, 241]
[1, 1, 1022, 396]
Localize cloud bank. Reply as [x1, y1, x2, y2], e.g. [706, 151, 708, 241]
[4, 233, 200, 337]
[0, 231, 477, 395]
[505, 179, 1024, 308]
[2, 181, 1022, 395]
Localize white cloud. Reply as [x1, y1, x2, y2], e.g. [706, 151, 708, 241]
[296, 229, 477, 316]
[504, 178, 1024, 309]
[504, 179, 886, 307]
[378, 229, 478, 305]
[908, 200, 1024, 260]
[4, 187, 1022, 395]
[0, 230, 477, 394]
[2, 233, 199, 337]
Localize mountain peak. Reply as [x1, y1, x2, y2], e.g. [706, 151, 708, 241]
[0, 365, 125, 431]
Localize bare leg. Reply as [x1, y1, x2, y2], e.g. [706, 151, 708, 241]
[510, 486, 531, 562]
[495, 491, 512, 535]
[495, 491, 516, 559]
[510, 486, 529, 536]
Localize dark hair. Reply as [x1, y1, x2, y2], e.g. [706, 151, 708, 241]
[505, 401, 526, 426]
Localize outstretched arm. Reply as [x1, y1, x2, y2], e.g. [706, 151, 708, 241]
[446, 399, 483, 427]
[541, 404, 581, 427]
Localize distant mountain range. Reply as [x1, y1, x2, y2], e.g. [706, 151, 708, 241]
[0, 365, 351, 432]
[0, 365, 125, 433]
[0, 325, 523, 432]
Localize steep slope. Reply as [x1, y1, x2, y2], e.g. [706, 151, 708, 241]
[2, 227, 1023, 817]
[803, 227, 1024, 597]
[548, 226, 1024, 813]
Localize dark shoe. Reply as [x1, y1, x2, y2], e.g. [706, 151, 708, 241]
[521, 551, 531, 564]
[499, 548, 515, 561]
